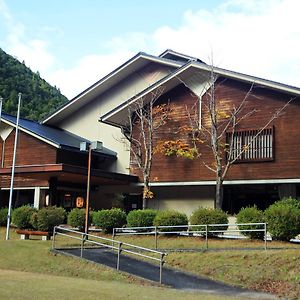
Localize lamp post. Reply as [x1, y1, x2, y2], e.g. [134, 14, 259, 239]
[80, 141, 103, 235]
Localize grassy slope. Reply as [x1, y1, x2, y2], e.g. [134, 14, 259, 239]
[115, 234, 300, 299]
[0, 228, 250, 300]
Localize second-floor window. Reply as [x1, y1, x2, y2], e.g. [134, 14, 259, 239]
[226, 127, 274, 162]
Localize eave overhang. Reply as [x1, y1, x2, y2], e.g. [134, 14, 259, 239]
[42, 52, 183, 126]
[100, 61, 300, 129]
[0, 164, 138, 185]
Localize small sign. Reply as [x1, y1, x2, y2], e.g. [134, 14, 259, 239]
[76, 196, 85, 208]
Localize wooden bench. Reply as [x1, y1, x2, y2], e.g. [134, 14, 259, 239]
[16, 229, 51, 241]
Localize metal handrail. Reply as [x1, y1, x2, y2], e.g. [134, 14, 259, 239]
[52, 226, 166, 283]
[113, 222, 268, 250]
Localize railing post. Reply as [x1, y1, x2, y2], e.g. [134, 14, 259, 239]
[159, 253, 165, 284]
[205, 225, 208, 250]
[155, 226, 158, 250]
[112, 228, 115, 247]
[52, 226, 56, 250]
[264, 223, 267, 250]
[80, 233, 85, 258]
[117, 242, 122, 270]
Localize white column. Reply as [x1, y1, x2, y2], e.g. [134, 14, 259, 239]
[34, 187, 41, 209]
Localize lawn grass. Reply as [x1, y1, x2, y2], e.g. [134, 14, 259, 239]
[0, 269, 253, 300]
[0, 227, 255, 300]
[107, 233, 300, 299]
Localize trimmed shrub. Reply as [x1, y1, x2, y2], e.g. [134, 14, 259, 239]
[276, 197, 300, 209]
[265, 199, 300, 241]
[189, 208, 228, 235]
[12, 205, 36, 229]
[0, 207, 8, 226]
[30, 206, 66, 232]
[127, 209, 157, 228]
[92, 208, 126, 233]
[67, 208, 86, 230]
[153, 210, 188, 232]
[236, 206, 265, 239]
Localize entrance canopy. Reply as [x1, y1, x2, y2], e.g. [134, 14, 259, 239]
[0, 163, 138, 186]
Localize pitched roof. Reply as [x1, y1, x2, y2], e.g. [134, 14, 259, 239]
[100, 59, 300, 128]
[159, 49, 204, 63]
[42, 51, 184, 125]
[1, 113, 116, 157]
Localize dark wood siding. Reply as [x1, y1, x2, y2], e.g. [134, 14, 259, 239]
[1, 130, 57, 167]
[130, 80, 300, 182]
[0, 130, 57, 188]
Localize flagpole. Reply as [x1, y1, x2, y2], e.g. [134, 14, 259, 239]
[6, 93, 22, 240]
[0, 97, 2, 121]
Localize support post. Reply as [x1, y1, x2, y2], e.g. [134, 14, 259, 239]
[205, 225, 208, 250]
[85, 146, 92, 235]
[155, 226, 158, 250]
[159, 253, 165, 284]
[264, 223, 267, 250]
[81, 233, 85, 258]
[117, 242, 122, 270]
[52, 226, 56, 250]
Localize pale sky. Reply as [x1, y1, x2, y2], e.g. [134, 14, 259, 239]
[0, 0, 299, 99]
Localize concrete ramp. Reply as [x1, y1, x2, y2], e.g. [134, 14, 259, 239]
[55, 247, 277, 299]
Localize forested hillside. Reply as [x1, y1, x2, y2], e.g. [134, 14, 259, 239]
[0, 48, 68, 121]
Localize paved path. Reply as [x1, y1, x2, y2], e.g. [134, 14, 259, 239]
[55, 247, 277, 299]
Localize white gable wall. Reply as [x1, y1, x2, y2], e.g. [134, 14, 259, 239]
[56, 63, 175, 174]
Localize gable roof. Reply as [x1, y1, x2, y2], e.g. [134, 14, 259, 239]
[101, 59, 300, 128]
[1, 113, 116, 157]
[42, 51, 184, 125]
[159, 49, 204, 63]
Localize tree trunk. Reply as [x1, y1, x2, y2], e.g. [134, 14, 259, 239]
[215, 177, 223, 209]
[142, 177, 150, 210]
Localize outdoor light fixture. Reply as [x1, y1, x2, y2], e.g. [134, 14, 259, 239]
[80, 141, 103, 235]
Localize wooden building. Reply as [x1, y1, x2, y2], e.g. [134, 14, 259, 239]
[0, 114, 137, 210]
[1, 49, 300, 215]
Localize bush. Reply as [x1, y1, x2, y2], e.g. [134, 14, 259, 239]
[153, 210, 188, 232]
[0, 207, 8, 226]
[12, 206, 36, 229]
[276, 197, 300, 209]
[67, 208, 86, 230]
[127, 209, 157, 228]
[189, 208, 228, 235]
[92, 208, 126, 233]
[30, 206, 66, 232]
[265, 199, 300, 241]
[236, 206, 265, 239]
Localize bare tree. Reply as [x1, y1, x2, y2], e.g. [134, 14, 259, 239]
[156, 65, 294, 209]
[121, 86, 170, 209]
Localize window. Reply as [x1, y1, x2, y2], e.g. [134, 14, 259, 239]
[226, 127, 274, 162]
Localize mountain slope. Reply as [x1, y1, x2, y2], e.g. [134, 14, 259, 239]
[0, 48, 68, 121]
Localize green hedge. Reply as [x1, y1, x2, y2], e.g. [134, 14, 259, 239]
[12, 206, 36, 229]
[92, 208, 126, 233]
[153, 210, 188, 232]
[30, 206, 66, 232]
[0, 207, 8, 226]
[265, 198, 300, 241]
[236, 206, 265, 239]
[127, 209, 157, 228]
[67, 208, 86, 230]
[189, 208, 228, 235]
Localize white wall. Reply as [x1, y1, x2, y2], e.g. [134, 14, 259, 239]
[57, 63, 173, 174]
[148, 185, 215, 217]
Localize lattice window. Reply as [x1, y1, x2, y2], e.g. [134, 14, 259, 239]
[226, 127, 274, 162]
